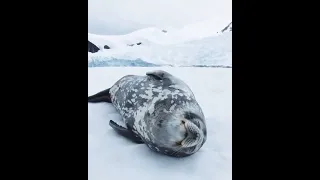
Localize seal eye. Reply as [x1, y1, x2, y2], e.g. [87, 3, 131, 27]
[176, 141, 183, 146]
[181, 120, 188, 138]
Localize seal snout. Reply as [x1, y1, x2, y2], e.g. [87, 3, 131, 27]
[181, 120, 199, 140]
[191, 132, 200, 140]
[188, 128, 200, 141]
[180, 119, 203, 148]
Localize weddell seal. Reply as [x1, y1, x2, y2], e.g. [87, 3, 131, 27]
[88, 70, 207, 157]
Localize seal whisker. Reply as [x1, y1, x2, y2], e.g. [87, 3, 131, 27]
[182, 138, 197, 148]
[170, 145, 184, 157]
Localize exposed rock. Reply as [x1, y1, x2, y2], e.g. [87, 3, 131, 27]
[104, 45, 110, 49]
[221, 22, 232, 33]
[88, 40, 99, 53]
[127, 42, 142, 46]
[162, 30, 167, 33]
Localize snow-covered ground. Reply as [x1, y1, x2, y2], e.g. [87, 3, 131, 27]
[88, 67, 232, 180]
[88, 19, 232, 67]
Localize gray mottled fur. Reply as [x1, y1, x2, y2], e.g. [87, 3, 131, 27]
[107, 70, 207, 157]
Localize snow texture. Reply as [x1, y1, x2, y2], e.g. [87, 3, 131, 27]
[88, 58, 160, 67]
[88, 32, 232, 66]
[88, 67, 232, 180]
[88, 17, 232, 68]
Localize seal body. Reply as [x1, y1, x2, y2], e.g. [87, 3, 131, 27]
[88, 70, 207, 157]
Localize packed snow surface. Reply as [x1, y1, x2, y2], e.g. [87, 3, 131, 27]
[88, 67, 232, 180]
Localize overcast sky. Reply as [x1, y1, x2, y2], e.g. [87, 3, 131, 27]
[88, 0, 232, 35]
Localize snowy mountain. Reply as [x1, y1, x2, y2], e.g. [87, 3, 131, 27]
[88, 19, 232, 67]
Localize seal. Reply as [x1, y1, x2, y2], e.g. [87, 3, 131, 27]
[88, 70, 207, 157]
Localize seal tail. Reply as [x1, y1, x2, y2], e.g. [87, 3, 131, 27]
[88, 88, 112, 103]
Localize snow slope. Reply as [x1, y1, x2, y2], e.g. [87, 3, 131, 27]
[88, 32, 232, 67]
[88, 18, 232, 67]
[88, 67, 232, 180]
[88, 18, 229, 48]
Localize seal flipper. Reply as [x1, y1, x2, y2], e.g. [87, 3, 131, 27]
[146, 70, 173, 80]
[109, 120, 144, 144]
[88, 88, 112, 103]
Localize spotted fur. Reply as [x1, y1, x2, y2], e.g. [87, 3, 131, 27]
[89, 70, 207, 157]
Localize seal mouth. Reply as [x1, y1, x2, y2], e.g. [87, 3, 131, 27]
[178, 120, 202, 148]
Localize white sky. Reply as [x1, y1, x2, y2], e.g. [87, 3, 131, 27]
[88, 0, 232, 35]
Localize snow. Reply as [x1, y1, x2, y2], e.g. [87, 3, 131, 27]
[88, 58, 160, 67]
[88, 67, 232, 180]
[88, 24, 232, 67]
[88, 18, 230, 48]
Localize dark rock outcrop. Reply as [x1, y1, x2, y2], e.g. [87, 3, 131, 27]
[221, 22, 232, 33]
[127, 42, 142, 46]
[88, 40, 100, 53]
[162, 30, 167, 33]
[104, 45, 110, 49]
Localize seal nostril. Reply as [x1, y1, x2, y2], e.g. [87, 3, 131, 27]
[193, 134, 199, 140]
